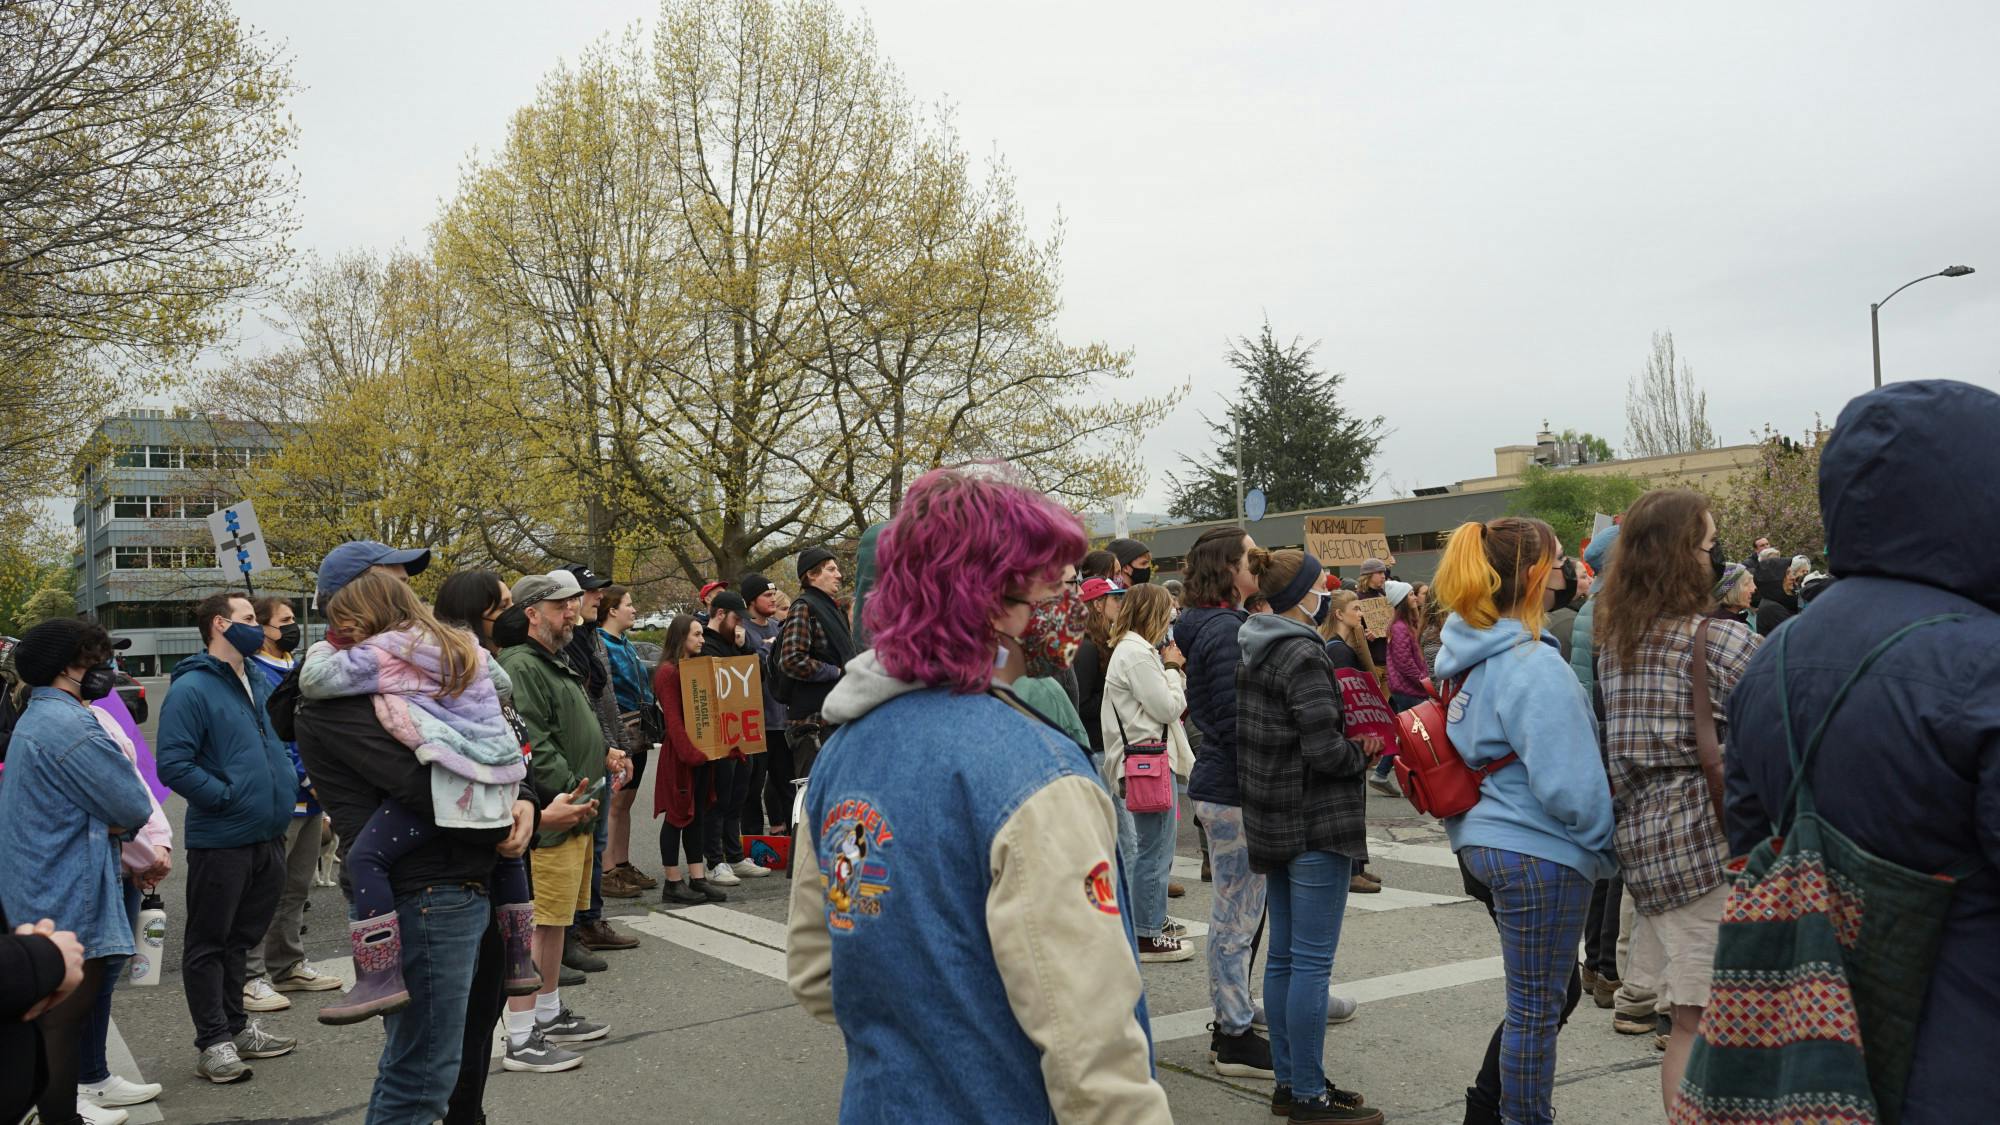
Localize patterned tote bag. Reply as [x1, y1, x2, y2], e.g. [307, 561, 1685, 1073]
[1675, 615, 1983, 1125]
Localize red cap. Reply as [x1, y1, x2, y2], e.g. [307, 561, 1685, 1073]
[1080, 577, 1125, 603]
[1324, 574, 1343, 591]
[698, 580, 729, 600]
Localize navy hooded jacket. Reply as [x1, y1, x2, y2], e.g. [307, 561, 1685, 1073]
[155, 652, 296, 849]
[1176, 605, 1248, 806]
[1724, 380, 2000, 1125]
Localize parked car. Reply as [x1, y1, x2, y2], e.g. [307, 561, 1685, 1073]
[630, 640, 663, 668]
[114, 669, 148, 724]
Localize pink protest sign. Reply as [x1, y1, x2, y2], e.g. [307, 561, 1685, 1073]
[1334, 667, 1401, 751]
[93, 691, 170, 805]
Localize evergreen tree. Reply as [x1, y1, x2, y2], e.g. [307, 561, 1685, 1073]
[1166, 323, 1386, 522]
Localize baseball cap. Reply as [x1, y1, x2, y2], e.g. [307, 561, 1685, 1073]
[709, 591, 749, 616]
[1080, 577, 1125, 603]
[697, 580, 729, 601]
[318, 540, 432, 602]
[559, 564, 611, 591]
[739, 573, 775, 602]
[512, 570, 583, 608]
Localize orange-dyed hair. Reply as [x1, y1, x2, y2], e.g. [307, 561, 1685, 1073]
[1432, 517, 1560, 636]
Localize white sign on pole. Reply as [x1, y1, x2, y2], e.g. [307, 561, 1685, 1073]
[207, 500, 272, 577]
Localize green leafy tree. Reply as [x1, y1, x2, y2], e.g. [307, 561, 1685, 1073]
[1506, 464, 1646, 554]
[0, 0, 297, 499]
[1166, 323, 1386, 522]
[1708, 424, 1826, 561]
[17, 586, 76, 628]
[0, 512, 76, 636]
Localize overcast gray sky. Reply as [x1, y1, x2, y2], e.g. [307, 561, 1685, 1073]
[242, 0, 2000, 513]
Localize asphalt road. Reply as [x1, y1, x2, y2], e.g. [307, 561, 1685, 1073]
[99, 693, 1662, 1124]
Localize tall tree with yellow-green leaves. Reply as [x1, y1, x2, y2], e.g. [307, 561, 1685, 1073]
[434, 0, 1168, 585]
[195, 251, 563, 591]
[0, 0, 296, 505]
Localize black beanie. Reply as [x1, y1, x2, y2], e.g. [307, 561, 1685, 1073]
[1106, 538, 1151, 568]
[739, 573, 775, 602]
[797, 547, 836, 581]
[13, 618, 103, 687]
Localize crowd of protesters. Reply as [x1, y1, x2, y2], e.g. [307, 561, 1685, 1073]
[4, 380, 1997, 1125]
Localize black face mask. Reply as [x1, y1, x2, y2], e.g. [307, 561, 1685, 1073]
[1549, 559, 1579, 614]
[1709, 544, 1727, 585]
[1129, 567, 1152, 587]
[74, 664, 117, 701]
[275, 623, 303, 653]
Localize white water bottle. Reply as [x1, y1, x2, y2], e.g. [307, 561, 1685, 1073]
[128, 892, 166, 986]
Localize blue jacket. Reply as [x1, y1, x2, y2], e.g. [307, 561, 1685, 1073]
[249, 654, 317, 817]
[598, 629, 656, 715]
[1725, 380, 2000, 1125]
[1436, 616, 1616, 882]
[1176, 605, 1248, 806]
[786, 652, 1167, 1121]
[0, 688, 155, 958]
[1569, 523, 1620, 704]
[156, 653, 296, 849]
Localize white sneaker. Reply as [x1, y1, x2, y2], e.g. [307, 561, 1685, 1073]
[272, 960, 343, 992]
[242, 977, 291, 1012]
[1251, 989, 1359, 1032]
[732, 858, 772, 878]
[78, 1075, 161, 1107]
[708, 863, 742, 887]
[76, 1096, 130, 1125]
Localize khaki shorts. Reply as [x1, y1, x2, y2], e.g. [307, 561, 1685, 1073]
[531, 832, 594, 928]
[1629, 884, 1727, 1008]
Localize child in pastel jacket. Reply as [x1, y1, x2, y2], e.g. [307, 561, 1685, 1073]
[298, 626, 538, 1023]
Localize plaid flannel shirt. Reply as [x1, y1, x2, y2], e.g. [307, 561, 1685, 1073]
[1600, 614, 1760, 914]
[1235, 626, 1371, 873]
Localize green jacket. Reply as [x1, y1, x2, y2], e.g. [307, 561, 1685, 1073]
[1008, 676, 1091, 754]
[499, 639, 607, 848]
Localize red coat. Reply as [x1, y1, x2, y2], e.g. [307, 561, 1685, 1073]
[651, 661, 715, 827]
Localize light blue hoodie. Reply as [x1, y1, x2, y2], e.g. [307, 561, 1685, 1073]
[1434, 614, 1616, 882]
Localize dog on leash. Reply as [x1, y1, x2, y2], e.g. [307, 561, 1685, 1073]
[314, 816, 341, 887]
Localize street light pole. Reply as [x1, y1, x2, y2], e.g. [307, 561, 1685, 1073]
[1233, 408, 1245, 524]
[1871, 265, 1975, 388]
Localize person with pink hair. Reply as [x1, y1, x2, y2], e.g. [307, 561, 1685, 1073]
[786, 464, 1169, 1122]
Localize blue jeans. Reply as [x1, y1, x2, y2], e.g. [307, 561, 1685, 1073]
[365, 885, 490, 1125]
[79, 881, 143, 1084]
[1266, 850, 1353, 1098]
[1459, 846, 1592, 1125]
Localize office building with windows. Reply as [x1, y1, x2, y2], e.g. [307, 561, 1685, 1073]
[72, 409, 290, 675]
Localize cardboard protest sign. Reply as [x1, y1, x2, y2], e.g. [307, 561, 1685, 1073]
[1303, 516, 1390, 567]
[678, 655, 767, 759]
[1333, 667, 1401, 749]
[1358, 597, 1395, 638]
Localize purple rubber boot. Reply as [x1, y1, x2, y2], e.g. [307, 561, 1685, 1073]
[499, 903, 542, 996]
[318, 914, 411, 1025]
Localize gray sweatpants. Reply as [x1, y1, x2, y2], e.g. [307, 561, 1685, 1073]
[247, 813, 324, 980]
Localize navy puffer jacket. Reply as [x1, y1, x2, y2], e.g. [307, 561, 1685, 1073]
[1725, 380, 2000, 1125]
[1176, 605, 1248, 806]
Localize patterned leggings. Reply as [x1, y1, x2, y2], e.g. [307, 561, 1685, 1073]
[347, 798, 529, 919]
[1460, 845, 1593, 1125]
[1194, 801, 1266, 1034]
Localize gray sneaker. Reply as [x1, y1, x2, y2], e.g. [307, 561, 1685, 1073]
[233, 1019, 297, 1059]
[196, 1041, 252, 1084]
[501, 1025, 584, 1073]
[536, 1007, 609, 1044]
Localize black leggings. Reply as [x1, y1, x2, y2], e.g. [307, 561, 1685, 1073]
[660, 792, 706, 872]
[38, 957, 109, 1125]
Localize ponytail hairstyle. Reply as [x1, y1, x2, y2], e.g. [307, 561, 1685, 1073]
[1321, 588, 1379, 674]
[1432, 517, 1560, 636]
[1246, 547, 1315, 620]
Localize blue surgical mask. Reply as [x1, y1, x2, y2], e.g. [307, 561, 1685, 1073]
[223, 621, 267, 658]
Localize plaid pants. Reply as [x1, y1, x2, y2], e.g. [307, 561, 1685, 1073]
[1460, 846, 1593, 1125]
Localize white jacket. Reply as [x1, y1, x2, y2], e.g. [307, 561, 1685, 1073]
[1100, 632, 1194, 782]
